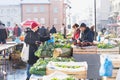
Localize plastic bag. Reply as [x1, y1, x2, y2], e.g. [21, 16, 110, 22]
[47, 36, 54, 43]
[21, 42, 29, 63]
[116, 68, 120, 80]
[99, 56, 113, 77]
[14, 37, 21, 43]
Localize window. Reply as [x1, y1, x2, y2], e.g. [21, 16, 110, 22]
[40, 6, 45, 12]
[26, 7, 31, 13]
[34, 18, 38, 21]
[27, 18, 31, 20]
[53, 7, 58, 13]
[0, 9, 3, 14]
[7, 21, 11, 27]
[40, 18, 45, 24]
[33, 6, 38, 13]
[54, 18, 58, 24]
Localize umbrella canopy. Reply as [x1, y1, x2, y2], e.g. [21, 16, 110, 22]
[21, 20, 40, 28]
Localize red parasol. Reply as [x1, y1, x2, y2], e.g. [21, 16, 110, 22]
[21, 20, 40, 28]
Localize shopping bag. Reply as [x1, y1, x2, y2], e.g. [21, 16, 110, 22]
[21, 42, 29, 63]
[116, 68, 120, 80]
[99, 56, 113, 77]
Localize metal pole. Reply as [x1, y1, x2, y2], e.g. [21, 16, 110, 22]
[94, 0, 97, 40]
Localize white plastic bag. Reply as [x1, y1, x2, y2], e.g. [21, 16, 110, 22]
[116, 68, 120, 80]
[21, 42, 29, 63]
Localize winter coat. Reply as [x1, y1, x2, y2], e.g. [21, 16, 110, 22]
[0, 28, 7, 42]
[72, 28, 80, 40]
[39, 26, 50, 42]
[13, 27, 21, 37]
[79, 27, 94, 42]
[24, 30, 40, 65]
[50, 27, 57, 34]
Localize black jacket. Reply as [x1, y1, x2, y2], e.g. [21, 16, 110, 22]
[79, 27, 94, 42]
[50, 27, 57, 34]
[39, 26, 50, 42]
[0, 29, 7, 40]
[24, 30, 40, 65]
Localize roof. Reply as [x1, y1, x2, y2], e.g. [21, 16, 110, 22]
[0, 0, 21, 6]
[21, 0, 50, 4]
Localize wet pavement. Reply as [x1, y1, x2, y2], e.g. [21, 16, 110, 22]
[0, 60, 27, 80]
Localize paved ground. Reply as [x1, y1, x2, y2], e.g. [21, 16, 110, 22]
[0, 60, 27, 80]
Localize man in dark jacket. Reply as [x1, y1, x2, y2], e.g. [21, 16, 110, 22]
[0, 23, 8, 44]
[77, 23, 94, 43]
[24, 22, 41, 80]
[50, 25, 57, 34]
[39, 26, 50, 42]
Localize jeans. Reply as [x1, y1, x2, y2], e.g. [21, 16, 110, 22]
[26, 64, 32, 79]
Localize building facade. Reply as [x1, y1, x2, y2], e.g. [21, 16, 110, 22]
[96, 0, 111, 31]
[109, 0, 120, 23]
[0, 0, 21, 27]
[21, 0, 69, 31]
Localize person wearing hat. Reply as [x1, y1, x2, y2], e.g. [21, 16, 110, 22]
[24, 22, 41, 80]
[77, 23, 94, 44]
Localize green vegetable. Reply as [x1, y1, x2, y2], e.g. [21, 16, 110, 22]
[51, 78, 60, 80]
[30, 57, 75, 75]
[97, 43, 114, 49]
[35, 42, 54, 57]
[63, 77, 75, 80]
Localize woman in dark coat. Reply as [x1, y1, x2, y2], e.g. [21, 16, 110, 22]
[24, 22, 40, 80]
[0, 23, 8, 44]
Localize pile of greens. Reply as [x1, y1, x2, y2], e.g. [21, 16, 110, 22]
[35, 42, 54, 57]
[55, 43, 71, 48]
[51, 76, 76, 80]
[30, 57, 75, 75]
[97, 43, 114, 49]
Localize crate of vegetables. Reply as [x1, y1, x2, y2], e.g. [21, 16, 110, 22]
[97, 43, 119, 54]
[53, 43, 72, 57]
[72, 45, 97, 54]
[46, 62, 88, 79]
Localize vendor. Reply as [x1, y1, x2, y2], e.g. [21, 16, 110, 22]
[24, 22, 41, 80]
[77, 23, 94, 46]
[72, 23, 81, 41]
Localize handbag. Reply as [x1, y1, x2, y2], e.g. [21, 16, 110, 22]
[21, 42, 29, 63]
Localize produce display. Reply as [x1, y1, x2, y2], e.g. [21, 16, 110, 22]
[97, 43, 114, 49]
[51, 76, 76, 80]
[55, 63, 81, 69]
[53, 33, 64, 42]
[47, 62, 87, 71]
[55, 43, 71, 48]
[30, 57, 75, 75]
[35, 42, 54, 57]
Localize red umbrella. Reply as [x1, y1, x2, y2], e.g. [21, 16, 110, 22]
[21, 20, 40, 28]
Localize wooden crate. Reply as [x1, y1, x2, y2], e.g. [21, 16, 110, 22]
[98, 47, 119, 54]
[46, 68, 87, 79]
[46, 62, 87, 79]
[107, 54, 120, 68]
[72, 46, 97, 54]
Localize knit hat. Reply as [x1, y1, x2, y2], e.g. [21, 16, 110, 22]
[31, 22, 38, 29]
[80, 23, 86, 28]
